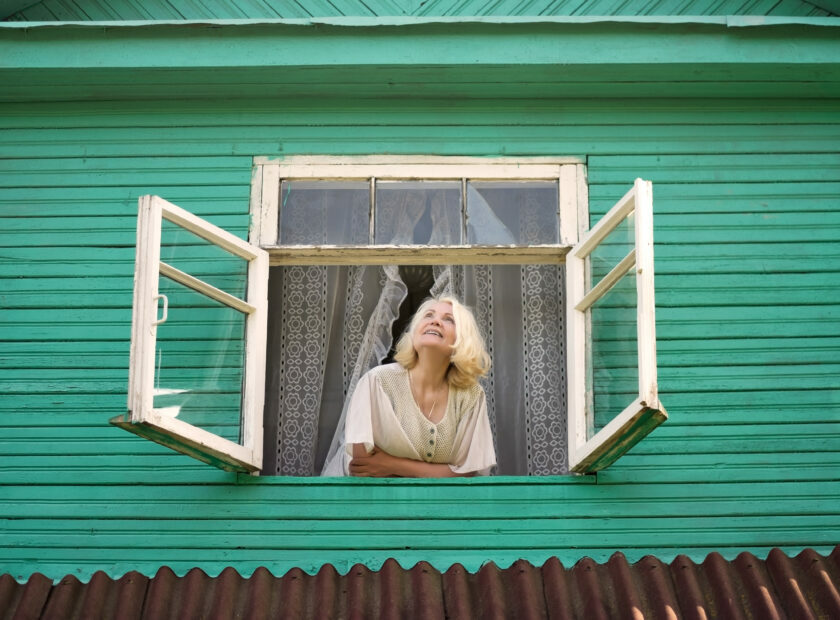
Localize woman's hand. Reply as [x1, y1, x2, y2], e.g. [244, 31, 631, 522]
[349, 447, 399, 477]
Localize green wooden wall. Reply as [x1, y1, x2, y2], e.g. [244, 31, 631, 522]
[1, 96, 839, 581]
[5, 0, 834, 20]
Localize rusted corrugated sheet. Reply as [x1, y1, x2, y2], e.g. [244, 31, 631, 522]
[2, 547, 839, 619]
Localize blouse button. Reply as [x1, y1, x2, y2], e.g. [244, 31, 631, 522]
[429, 439, 434, 445]
[430, 428, 435, 434]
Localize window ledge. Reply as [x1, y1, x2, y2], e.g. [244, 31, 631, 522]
[237, 474, 597, 485]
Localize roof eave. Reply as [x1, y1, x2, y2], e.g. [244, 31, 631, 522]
[1, 17, 839, 102]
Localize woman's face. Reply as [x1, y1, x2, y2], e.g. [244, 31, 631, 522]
[413, 301, 457, 354]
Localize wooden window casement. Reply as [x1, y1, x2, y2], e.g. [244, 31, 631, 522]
[111, 196, 268, 472]
[114, 156, 666, 475]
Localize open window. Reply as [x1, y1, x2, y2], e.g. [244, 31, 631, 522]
[566, 179, 667, 473]
[255, 157, 583, 476]
[111, 196, 268, 473]
[116, 158, 664, 476]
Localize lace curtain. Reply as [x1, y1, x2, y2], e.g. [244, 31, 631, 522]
[263, 185, 568, 476]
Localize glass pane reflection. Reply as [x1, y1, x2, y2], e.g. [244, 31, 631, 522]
[160, 218, 247, 299]
[589, 211, 635, 289]
[467, 182, 558, 245]
[587, 268, 638, 437]
[153, 276, 246, 445]
[279, 181, 370, 245]
[375, 181, 462, 245]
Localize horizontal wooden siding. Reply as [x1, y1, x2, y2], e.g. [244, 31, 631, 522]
[0, 97, 838, 581]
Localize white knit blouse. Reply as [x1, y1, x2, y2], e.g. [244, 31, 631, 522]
[343, 363, 496, 475]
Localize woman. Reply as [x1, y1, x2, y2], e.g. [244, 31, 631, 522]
[344, 296, 496, 477]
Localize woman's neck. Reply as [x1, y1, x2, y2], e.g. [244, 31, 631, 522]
[411, 352, 449, 391]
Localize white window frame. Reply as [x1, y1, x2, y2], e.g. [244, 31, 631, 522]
[112, 195, 268, 473]
[566, 179, 668, 473]
[250, 155, 585, 264]
[118, 156, 664, 475]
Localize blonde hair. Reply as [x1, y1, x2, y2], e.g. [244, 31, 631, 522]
[393, 296, 491, 389]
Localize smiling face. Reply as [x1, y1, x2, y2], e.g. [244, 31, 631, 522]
[413, 301, 457, 354]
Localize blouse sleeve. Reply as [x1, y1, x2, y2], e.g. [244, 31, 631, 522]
[449, 388, 496, 476]
[343, 371, 377, 457]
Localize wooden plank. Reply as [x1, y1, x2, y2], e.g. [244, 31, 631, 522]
[0, 156, 251, 188]
[589, 181, 840, 214]
[2, 481, 837, 519]
[5, 124, 840, 157]
[5, 99, 840, 129]
[2, 515, 837, 550]
[589, 153, 840, 183]
[0, 185, 248, 217]
[6, 69, 840, 104]
[5, 455, 838, 485]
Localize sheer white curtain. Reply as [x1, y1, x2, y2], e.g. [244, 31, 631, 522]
[264, 184, 567, 476]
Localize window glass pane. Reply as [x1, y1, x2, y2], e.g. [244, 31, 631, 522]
[588, 211, 635, 290]
[160, 218, 247, 298]
[279, 181, 370, 245]
[154, 276, 246, 445]
[467, 182, 558, 245]
[375, 181, 462, 245]
[588, 268, 638, 436]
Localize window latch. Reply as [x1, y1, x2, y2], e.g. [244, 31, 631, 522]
[152, 294, 169, 326]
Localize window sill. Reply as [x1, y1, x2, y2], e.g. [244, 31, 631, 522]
[237, 474, 597, 485]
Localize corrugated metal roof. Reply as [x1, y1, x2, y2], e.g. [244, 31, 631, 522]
[2, 547, 839, 618]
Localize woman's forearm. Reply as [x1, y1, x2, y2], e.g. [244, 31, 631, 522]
[384, 455, 472, 478]
[349, 444, 474, 478]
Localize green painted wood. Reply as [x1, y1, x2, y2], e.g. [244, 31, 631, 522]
[0, 89, 838, 582]
[2, 20, 840, 104]
[6, 0, 834, 21]
[5, 67, 840, 104]
[5, 99, 840, 129]
[4, 451, 838, 485]
[5, 22, 836, 71]
[2, 515, 837, 551]
[4, 124, 840, 158]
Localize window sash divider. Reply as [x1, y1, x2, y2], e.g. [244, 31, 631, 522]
[573, 184, 636, 259]
[159, 261, 256, 315]
[159, 197, 260, 261]
[574, 250, 636, 313]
